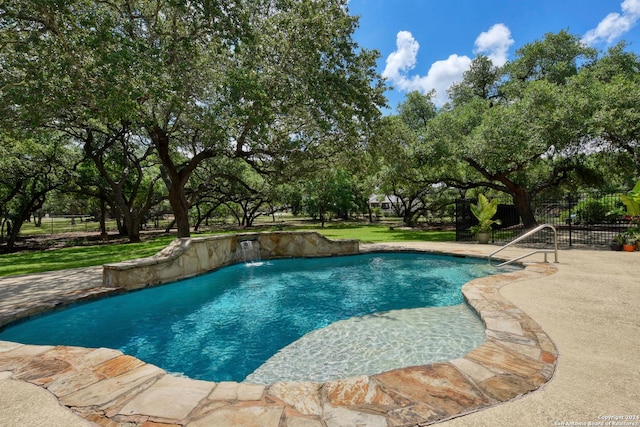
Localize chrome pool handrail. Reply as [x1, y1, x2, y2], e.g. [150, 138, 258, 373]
[488, 223, 558, 266]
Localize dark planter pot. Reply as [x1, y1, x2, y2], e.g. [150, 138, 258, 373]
[610, 243, 623, 251]
[476, 232, 491, 244]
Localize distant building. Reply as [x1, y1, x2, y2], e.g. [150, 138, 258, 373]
[368, 195, 403, 216]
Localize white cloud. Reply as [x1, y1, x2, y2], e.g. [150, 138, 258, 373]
[582, 0, 640, 45]
[474, 24, 514, 66]
[382, 24, 514, 106]
[382, 31, 420, 84]
[381, 31, 471, 105]
[413, 55, 473, 106]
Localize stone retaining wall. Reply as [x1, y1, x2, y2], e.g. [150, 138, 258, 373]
[103, 231, 359, 290]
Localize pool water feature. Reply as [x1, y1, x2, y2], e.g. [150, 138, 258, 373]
[239, 239, 262, 264]
[0, 252, 503, 382]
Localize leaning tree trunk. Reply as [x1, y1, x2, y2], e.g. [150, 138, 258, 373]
[512, 188, 538, 229]
[193, 205, 203, 232]
[6, 208, 33, 248]
[110, 191, 144, 243]
[99, 199, 107, 236]
[150, 126, 199, 239]
[6, 218, 21, 249]
[120, 212, 141, 243]
[402, 208, 415, 227]
[167, 182, 191, 237]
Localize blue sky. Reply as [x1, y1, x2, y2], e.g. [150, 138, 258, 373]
[346, 0, 640, 110]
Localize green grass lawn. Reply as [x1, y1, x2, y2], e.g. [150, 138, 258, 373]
[307, 224, 454, 243]
[0, 224, 455, 277]
[0, 236, 176, 277]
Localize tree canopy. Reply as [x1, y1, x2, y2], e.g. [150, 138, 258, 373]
[2, 9, 640, 244]
[1, 0, 385, 239]
[379, 30, 639, 228]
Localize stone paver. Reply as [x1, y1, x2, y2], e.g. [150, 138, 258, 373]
[0, 266, 115, 328]
[322, 403, 388, 427]
[0, 241, 567, 426]
[118, 375, 215, 421]
[59, 363, 164, 408]
[268, 382, 323, 415]
[185, 405, 284, 427]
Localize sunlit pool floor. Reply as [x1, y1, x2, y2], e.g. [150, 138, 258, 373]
[247, 304, 485, 384]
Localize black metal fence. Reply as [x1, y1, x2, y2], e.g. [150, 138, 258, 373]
[456, 193, 631, 247]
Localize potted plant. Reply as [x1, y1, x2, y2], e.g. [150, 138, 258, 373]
[623, 235, 636, 252]
[619, 181, 640, 252]
[469, 194, 502, 244]
[626, 223, 640, 251]
[620, 179, 640, 224]
[611, 234, 625, 251]
[627, 230, 640, 251]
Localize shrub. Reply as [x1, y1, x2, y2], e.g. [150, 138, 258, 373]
[575, 199, 609, 225]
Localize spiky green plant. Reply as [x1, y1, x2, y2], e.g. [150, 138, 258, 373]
[469, 194, 502, 234]
[620, 180, 640, 220]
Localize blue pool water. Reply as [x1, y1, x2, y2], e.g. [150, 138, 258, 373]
[0, 252, 498, 382]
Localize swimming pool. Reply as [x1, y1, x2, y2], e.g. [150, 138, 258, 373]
[0, 252, 501, 382]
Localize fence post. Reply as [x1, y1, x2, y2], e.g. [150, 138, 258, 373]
[566, 195, 574, 247]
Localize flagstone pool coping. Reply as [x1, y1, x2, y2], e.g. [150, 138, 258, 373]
[0, 244, 558, 427]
